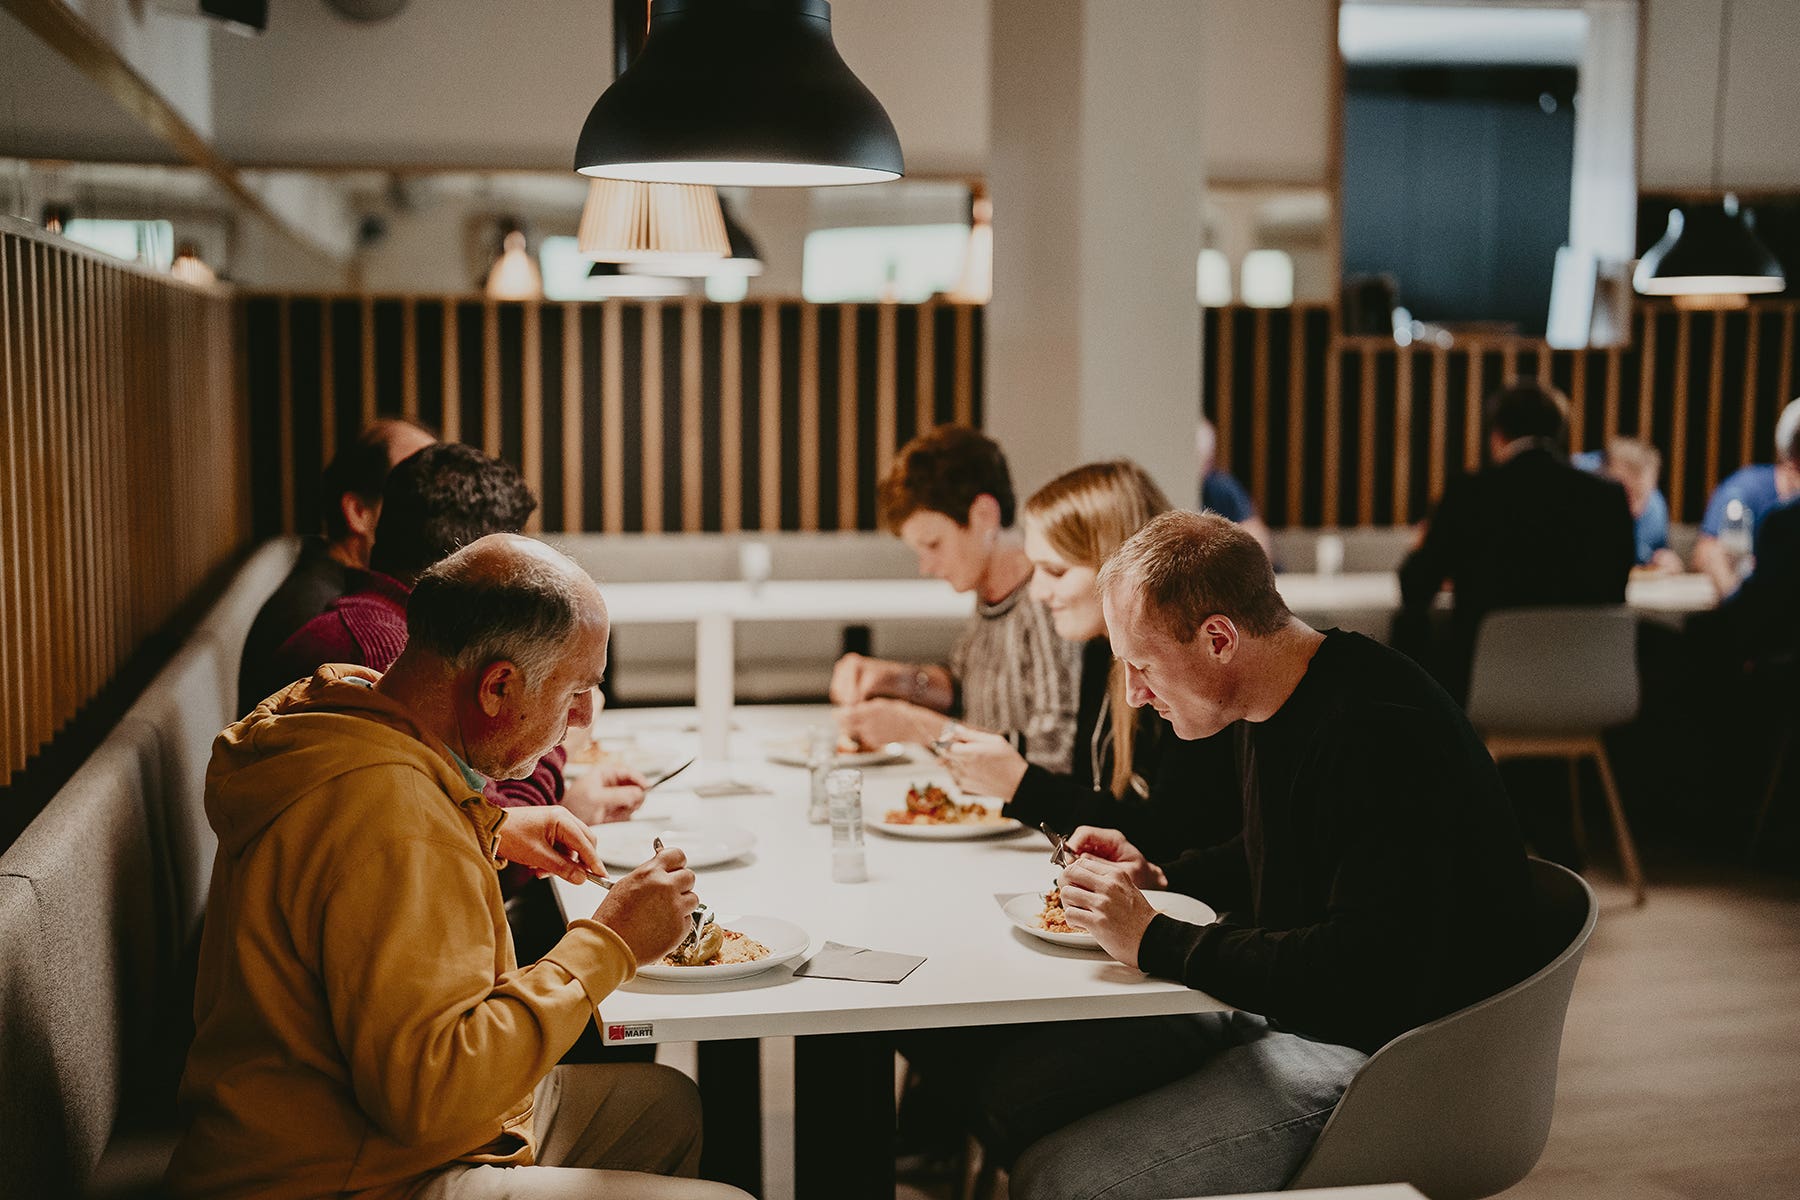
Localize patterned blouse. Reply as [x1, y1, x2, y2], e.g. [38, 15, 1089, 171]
[949, 579, 1081, 772]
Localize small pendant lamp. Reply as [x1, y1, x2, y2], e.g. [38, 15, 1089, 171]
[170, 243, 218, 285]
[1633, 196, 1784, 299]
[1632, 0, 1784, 301]
[485, 229, 544, 300]
[621, 199, 764, 278]
[577, 178, 730, 263]
[586, 259, 691, 298]
[575, 0, 904, 188]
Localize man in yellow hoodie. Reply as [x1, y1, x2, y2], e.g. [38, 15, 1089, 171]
[169, 535, 750, 1200]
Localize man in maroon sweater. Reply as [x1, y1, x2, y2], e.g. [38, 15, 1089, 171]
[269, 443, 646, 895]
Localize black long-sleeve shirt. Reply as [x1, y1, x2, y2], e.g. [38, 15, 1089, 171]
[1137, 630, 1535, 1054]
[1002, 638, 1238, 861]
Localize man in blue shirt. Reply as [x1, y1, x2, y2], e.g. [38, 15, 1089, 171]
[1693, 398, 1800, 596]
[1196, 416, 1273, 556]
[1572, 437, 1681, 572]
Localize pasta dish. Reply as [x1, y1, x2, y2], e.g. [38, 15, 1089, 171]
[884, 782, 1004, 826]
[661, 926, 771, 968]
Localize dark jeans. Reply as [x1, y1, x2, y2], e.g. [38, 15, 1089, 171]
[904, 1012, 1364, 1199]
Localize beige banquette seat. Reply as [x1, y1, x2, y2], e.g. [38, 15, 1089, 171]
[0, 540, 299, 1198]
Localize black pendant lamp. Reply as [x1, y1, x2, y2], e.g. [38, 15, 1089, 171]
[586, 259, 691, 297]
[575, 0, 904, 188]
[1633, 196, 1785, 298]
[1632, 0, 1785, 300]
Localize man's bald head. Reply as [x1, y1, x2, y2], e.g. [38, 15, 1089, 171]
[407, 534, 606, 689]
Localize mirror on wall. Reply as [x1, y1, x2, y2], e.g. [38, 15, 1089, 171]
[2, 156, 987, 303]
[1200, 184, 1336, 308]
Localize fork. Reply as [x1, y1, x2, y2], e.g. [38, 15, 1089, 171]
[653, 836, 715, 953]
[1040, 823, 1076, 868]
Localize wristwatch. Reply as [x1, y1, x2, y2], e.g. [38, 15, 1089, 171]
[909, 667, 933, 703]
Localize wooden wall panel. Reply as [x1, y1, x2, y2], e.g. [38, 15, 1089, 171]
[0, 220, 247, 787]
[242, 296, 986, 537]
[1203, 301, 1800, 527]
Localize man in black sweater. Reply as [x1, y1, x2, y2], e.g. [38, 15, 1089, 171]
[1397, 381, 1636, 704]
[990, 511, 1534, 1200]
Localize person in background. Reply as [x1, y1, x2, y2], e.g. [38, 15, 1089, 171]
[1691, 397, 1800, 597]
[1195, 415, 1273, 557]
[1398, 381, 1635, 703]
[964, 512, 1532, 1200]
[269, 444, 645, 895]
[238, 418, 436, 714]
[169, 534, 749, 1200]
[938, 461, 1237, 860]
[1689, 415, 1800, 671]
[831, 424, 1080, 772]
[1573, 437, 1683, 573]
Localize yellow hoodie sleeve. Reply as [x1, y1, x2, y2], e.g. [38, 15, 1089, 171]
[314, 814, 634, 1147]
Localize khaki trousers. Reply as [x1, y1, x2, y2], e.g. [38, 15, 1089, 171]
[418, 1063, 752, 1200]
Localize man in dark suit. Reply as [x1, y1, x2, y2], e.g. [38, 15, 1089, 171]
[1398, 381, 1637, 704]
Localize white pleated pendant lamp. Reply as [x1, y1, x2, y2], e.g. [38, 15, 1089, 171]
[577, 179, 730, 264]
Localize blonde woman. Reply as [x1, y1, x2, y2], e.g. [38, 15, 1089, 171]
[941, 460, 1236, 859]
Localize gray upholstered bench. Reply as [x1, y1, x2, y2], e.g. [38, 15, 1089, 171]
[0, 540, 299, 1197]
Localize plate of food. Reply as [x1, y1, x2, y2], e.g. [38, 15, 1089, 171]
[589, 823, 757, 870]
[634, 915, 811, 981]
[867, 781, 1022, 839]
[1002, 889, 1218, 948]
[764, 736, 910, 769]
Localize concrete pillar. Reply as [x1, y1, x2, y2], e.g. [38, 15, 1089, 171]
[986, 0, 1206, 506]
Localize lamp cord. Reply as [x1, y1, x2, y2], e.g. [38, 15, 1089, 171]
[1712, 0, 1732, 191]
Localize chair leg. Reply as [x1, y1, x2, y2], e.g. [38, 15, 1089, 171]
[1750, 726, 1794, 864]
[1567, 754, 1587, 856]
[958, 1139, 1003, 1200]
[1590, 741, 1645, 906]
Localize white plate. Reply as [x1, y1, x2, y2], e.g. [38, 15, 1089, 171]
[588, 823, 757, 869]
[633, 915, 811, 982]
[764, 739, 911, 769]
[1002, 890, 1218, 948]
[868, 811, 1023, 840]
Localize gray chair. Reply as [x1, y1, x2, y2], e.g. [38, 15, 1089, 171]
[1464, 605, 1645, 905]
[1285, 859, 1598, 1199]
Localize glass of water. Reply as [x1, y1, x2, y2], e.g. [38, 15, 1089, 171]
[826, 767, 867, 883]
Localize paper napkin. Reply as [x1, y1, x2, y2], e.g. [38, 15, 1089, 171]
[793, 941, 926, 984]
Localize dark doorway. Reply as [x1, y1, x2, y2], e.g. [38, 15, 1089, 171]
[1343, 65, 1578, 336]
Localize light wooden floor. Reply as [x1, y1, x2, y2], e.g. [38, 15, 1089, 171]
[1497, 858, 1800, 1200]
[888, 854, 1800, 1200]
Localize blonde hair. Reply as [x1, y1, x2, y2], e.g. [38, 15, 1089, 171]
[1605, 436, 1661, 483]
[1024, 461, 1171, 798]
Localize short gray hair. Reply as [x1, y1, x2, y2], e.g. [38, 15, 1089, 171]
[1097, 510, 1291, 640]
[1778, 397, 1800, 465]
[406, 544, 590, 687]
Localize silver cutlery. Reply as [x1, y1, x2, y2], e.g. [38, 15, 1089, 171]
[653, 836, 715, 953]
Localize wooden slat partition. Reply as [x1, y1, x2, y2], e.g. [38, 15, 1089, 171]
[0, 219, 247, 786]
[1204, 301, 1800, 527]
[241, 295, 985, 536]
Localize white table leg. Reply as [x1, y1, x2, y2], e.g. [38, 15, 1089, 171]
[696, 612, 735, 762]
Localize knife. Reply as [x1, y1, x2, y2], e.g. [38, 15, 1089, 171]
[641, 756, 697, 792]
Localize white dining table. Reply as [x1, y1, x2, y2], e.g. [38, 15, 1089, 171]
[551, 703, 1230, 1198]
[597, 572, 1718, 760]
[600, 579, 973, 760]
